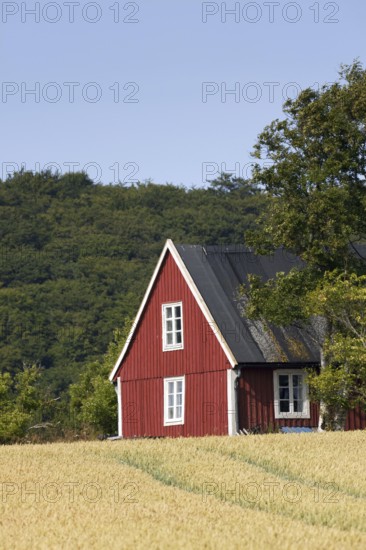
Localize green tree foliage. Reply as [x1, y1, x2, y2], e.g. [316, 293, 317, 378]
[0, 364, 42, 443]
[243, 62, 366, 428]
[69, 323, 131, 435]
[0, 169, 266, 437]
[0, 170, 266, 402]
[248, 61, 366, 270]
[306, 272, 366, 427]
[243, 268, 315, 327]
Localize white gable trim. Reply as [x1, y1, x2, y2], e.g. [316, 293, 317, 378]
[171, 243, 237, 367]
[109, 239, 237, 381]
[109, 239, 172, 381]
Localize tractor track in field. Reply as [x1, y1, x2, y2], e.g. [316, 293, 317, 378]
[198, 444, 366, 502]
[104, 449, 366, 535]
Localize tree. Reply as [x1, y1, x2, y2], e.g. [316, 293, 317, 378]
[306, 272, 366, 428]
[69, 321, 132, 435]
[0, 364, 43, 443]
[248, 60, 366, 270]
[244, 61, 366, 429]
[0, 169, 266, 407]
[208, 173, 257, 196]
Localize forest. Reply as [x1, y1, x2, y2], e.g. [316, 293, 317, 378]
[0, 171, 266, 441]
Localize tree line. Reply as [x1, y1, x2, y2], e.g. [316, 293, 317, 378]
[0, 170, 266, 442]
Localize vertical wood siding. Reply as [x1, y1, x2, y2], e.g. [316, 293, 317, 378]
[238, 367, 366, 432]
[121, 370, 228, 437]
[237, 367, 319, 431]
[116, 249, 366, 436]
[118, 252, 230, 437]
[346, 407, 366, 430]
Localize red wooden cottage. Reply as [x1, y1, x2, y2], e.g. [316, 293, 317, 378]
[109, 240, 366, 437]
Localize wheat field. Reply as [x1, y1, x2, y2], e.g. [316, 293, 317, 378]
[0, 431, 365, 549]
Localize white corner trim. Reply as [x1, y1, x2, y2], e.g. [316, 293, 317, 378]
[109, 239, 237, 382]
[117, 377, 123, 437]
[227, 369, 237, 436]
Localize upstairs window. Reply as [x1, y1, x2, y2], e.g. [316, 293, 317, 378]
[162, 303, 183, 351]
[274, 370, 310, 419]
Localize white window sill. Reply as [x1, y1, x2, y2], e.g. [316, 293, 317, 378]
[163, 345, 184, 352]
[164, 419, 184, 426]
[275, 413, 311, 420]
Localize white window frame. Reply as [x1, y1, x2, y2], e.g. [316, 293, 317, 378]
[273, 370, 310, 420]
[163, 376, 185, 426]
[162, 302, 184, 351]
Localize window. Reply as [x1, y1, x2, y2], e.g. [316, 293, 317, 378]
[273, 370, 310, 419]
[164, 377, 185, 426]
[162, 303, 183, 351]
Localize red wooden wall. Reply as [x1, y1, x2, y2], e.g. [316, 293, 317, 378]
[346, 407, 366, 430]
[238, 367, 366, 432]
[118, 252, 231, 437]
[115, 249, 366, 437]
[238, 367, 319, 431]
[121, 371, 228, 437]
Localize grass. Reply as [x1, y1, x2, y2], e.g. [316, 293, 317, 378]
[0, 431, 365, 549]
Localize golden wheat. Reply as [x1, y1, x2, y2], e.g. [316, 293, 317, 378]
[0, 432, 365, 549]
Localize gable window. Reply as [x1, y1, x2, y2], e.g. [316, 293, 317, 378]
[162, 302, 183, 351]
[273, 370, 310, 419]
[164, 377, 185, 426]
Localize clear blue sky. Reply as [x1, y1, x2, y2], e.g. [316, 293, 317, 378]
[1, 0, 365, 187]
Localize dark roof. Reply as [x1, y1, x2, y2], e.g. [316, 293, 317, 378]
[176, 244, 323, 364]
